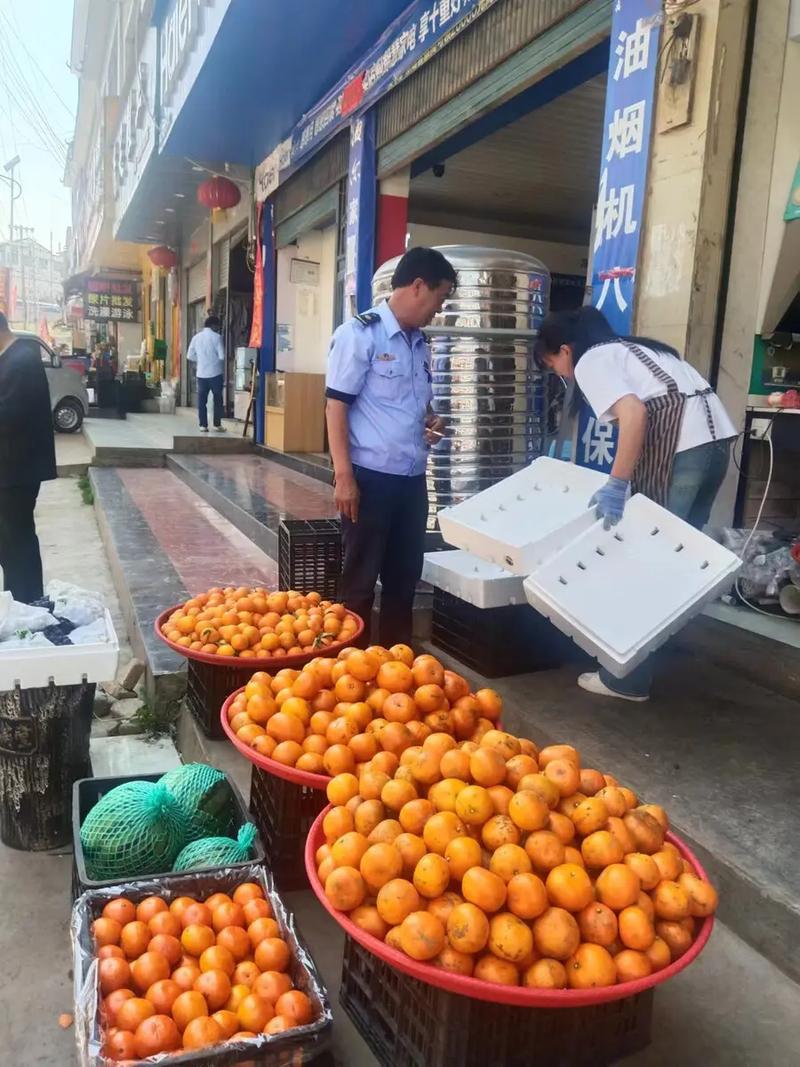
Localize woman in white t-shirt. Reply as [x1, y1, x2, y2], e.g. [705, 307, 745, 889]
[534, 306, 737, 701]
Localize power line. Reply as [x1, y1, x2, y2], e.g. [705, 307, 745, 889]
[0, 4, 74, 119]
[0, 38, 67, 167]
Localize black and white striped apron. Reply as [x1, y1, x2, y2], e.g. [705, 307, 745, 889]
[623, 341, 716, 506]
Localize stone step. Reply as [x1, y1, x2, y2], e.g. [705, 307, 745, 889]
[89, 466, 278, 712]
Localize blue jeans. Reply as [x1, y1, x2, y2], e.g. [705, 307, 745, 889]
[197, 374, 223, 428]
[598, 438, 733, 697]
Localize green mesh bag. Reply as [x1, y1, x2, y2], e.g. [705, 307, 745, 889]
[172, 823, 258, 872]
[159, 763, 235, 842]
[80, 781, 189, 880]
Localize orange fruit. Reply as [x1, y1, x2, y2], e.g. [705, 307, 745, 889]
[360, 842, 403, 892]
[120, 921, 151, 959]
[394, 832, 428, 876]
[518, 773, 560, 809]
[544, 759, 581, 797]
[581, 830, 624, 869]
[181, 924, 215, 958]
[473, 955, 519, 985]
[103, 898, 137, 927]
[247, 916, 280, 947]
[325, 866, 366, 911]
[618, 905, 655, 950]
[455, 785, 494, 826]
[134, 1013, 181, 1057]
[645, 936, 672, 972]
[578, 902, 619, 947]
[595, 864, 641, 910]
[622, 810, 664, 854]
[624, 852, 661, 891]
[412, 853, 451, 899]
[367, 818, 403, 845]
[99, 957, 132, 996]
[275, 989, 313, 1026]
[254, 938, 291, 973]
[182, 1016, 224, 1051]
[199, 945, 236, 977]
[488, 911, 533, 963]
[678, 872, 719, 917]
[656, 920, 693, 959]
[423, 811, 467, 855]
[545, 863, 594, 911]
[505, 872, 549, 920]
[481, 814, 521, 851]
[474, 688, 502, 721]
[652, 880, 691, 920]
[376, 878, 421, 925]
[442, 835, 481, 881]
[566, 943, 617, 989]
[614, 948, 652, 982]
[232, 961, 260, 988]
[532, 907, 581, 961]
[433, 945, 474, 976]
[524, 830, 566, 873]
[399, 911, 446, 961]
[508, 790, 550, 832]
[170, 964, 201, 992]
[445, 902, 489, 954]
[377, 661, 414, 693]
[523, 959, 567, 989]
[130, 952, 170, 994]
[488, 842, 531, 883]
[252, 970, 292, 1004]
[461, 867, 506, 913]
[194, 969, 232, 1011]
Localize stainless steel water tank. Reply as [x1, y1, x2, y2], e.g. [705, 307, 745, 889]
[372, 245, 552, 528]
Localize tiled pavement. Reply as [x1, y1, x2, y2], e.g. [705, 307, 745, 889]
[89, 456, 337, 700]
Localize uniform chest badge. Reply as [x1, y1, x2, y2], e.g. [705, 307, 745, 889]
[374, 353, 396, 362]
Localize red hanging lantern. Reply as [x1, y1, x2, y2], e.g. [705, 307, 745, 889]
[147, 245, 178, 269]
[197, 175, 241, 211]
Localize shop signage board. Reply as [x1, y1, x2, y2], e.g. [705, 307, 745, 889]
[256, 0, 500, 201]
[84, 278, 141, 322]
[344, 112, 377, 319]
[577, 0, 662, 473]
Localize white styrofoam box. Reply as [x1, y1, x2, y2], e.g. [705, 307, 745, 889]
[0, 609, 119, 690]
[422, 550, 526, 609]
[523, 495, 742, 677]
[437, 457, 608, 575]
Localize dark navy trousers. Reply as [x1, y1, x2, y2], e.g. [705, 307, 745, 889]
[340, 465, 428, 648]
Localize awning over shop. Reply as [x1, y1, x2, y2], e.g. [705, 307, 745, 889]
[160, 0, 411, 165]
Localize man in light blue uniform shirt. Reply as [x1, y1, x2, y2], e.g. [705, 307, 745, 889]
[187, 315, 226, 432]
[326, 247, 456, 645]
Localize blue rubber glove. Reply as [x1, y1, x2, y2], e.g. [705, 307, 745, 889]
[589, 476, 629, 529]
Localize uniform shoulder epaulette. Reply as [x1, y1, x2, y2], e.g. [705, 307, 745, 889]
[354, 311, 380, 327]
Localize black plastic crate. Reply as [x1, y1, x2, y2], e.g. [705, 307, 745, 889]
[186, 658, 256, 740]
[279, 519, 342, 600]
[71, 770, 264, 900]
[431, 588, 581, 678]
[249, 765, 327, 891]
[339, 935, 653, 1067]
[72, 862, 332, 1067]
[0, 681, 94, 851]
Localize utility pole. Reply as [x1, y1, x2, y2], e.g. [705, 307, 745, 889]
[3, 156, 20, 243]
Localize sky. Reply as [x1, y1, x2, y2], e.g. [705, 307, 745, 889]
[0, 0, 76, 252]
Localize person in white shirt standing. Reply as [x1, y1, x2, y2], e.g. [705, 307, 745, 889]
[187, 315, 226, 432]
[535, 306, 737, 702]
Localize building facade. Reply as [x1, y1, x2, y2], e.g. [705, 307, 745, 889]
[65, 0, 800, 524]
[0, 235, 65, 329]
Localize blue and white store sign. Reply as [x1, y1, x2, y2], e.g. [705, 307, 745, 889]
[578, 0, 662, 472]
[256, 0, 499, 200]
[344, 112, 377, 320]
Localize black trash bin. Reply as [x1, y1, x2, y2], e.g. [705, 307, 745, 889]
[0, 681, 94, 850]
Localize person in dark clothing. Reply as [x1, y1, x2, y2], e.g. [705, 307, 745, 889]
[0, 313, 57, 602]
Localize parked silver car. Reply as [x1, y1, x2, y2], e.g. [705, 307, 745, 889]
[18, 332, 90, 433]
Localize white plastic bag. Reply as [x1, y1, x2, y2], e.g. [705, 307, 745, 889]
[69, 617, 109, 645]
[0, 631, 53, 650]
[0, 592, 57, 640]
[45, 579, 105, 626]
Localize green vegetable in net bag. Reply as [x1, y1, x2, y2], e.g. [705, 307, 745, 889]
[80, 781, 189, 880]
[160, 763, 234, 841]
[172, 823, 258, 872]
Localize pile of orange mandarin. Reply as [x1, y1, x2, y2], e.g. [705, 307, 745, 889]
[225, 645, 501, 776]
[93, 882, 318, 1061]
[313, 729, 718, 991]
[159, 586, 359, 658]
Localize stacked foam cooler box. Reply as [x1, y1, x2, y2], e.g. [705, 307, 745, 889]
[435, 457, 742, 680]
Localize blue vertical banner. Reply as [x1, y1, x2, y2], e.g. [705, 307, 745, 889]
[578, 0, 662, 472]
[344, 111, 377, 320]
[256, 199, 276, 446]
